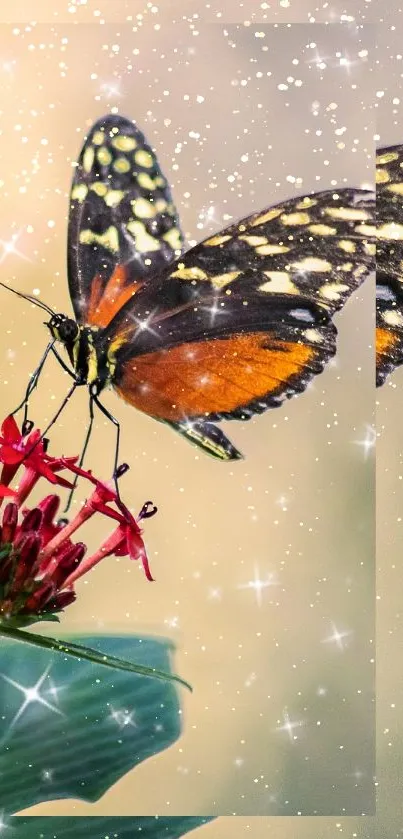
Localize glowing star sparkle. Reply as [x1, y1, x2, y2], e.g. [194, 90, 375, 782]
[276, 709, 304, 742]
[238, 564, 279, 607]
[322, 622, 353, 650]
[353, 424, 376, 459]
[0, 665, 64, 743]
[0, 230, 31, 265]
[109, 707, 136, 729]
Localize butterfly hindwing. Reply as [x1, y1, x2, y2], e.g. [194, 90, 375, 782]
[376, 144, 403, 386]
[99, 186, 374, 428]
[67, 114, 185, 327]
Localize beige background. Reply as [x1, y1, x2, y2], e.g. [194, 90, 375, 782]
[0, 11, 377, 823]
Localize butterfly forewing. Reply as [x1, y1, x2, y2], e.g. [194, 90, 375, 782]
[68, 114, 185, 328]
[161, 187, 375, 315]
[101, 186, 375, 426]
[376, 144, 403, 386]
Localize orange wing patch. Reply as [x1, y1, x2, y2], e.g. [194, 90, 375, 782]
[86, 264, 142, 328]
[114, 332, 320, 422]
[376, 326, 399, 363]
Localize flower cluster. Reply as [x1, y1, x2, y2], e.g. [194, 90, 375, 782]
[0, 415, 156, 627]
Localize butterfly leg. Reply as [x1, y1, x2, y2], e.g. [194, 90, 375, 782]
[92, 394, 122, 500]
[24, 381, 78, 459]
[11, 340, 56, 423]
[63, 396, 95, 514]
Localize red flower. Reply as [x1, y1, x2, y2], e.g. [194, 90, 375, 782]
[0, 416, 77, 505]
[0, 416, 156, 627]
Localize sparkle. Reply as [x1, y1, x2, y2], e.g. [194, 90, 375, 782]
[100, 80, 123, 99]
[351, 768, 365, 782]
[238, 564, 279, 607]
[165, 616, 179, 629]
[201, 298, 228, 326]
[109, 707, 136, 729]
[197, 204, 221, 229]
[0, 812, 9, 832]
[234, 757, 244, 767]
[0, 666, 64, 743]
[322, 622, 353, 650]
[0, 230, 31, 265]
[317, 686, 328, 697]
[353, 424, 376, 459]
[41, 768, 54, 782]
[208, 587, 222, 601]
[276, 709, 304, 742]
[130, 310, 161, 340]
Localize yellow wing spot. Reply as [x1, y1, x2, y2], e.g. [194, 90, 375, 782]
[377, 151, 399, 165]
[256, 243, 290, 255]
[377, 222, 403, 240]
[280, 211, 311, 226]
[171, 265, 208, 281]
[387, 182, 403, 195]
[97, 146, 112, 166]
[304, 329, 324, 344]
[319, 283, 350, 301]
[338, 262, 353, 272]
[365, 242, 376, 255]
[291, 257, 332, 272]
[111, 135, 137, 152]
[376, 168, 391, 184]
[92, 131, 106, 146]
[155, 198, 168, 212]
[155, 175, 166, 187]
[113, 156, 131, 173]
[71, 184, 88, 203]
[79, 225, 120, 253]
[239, 235, 268, 246]
[259, 271, 297, 294]
[355, 223, 376, 236]
[210, 271, 242, 290]
[90, 182, 108, 197]
[138, 173, 157, 191]
[324, 206, 370, 221]
[105, 189, 125, 207]
[383, 309, 403, 327]
[126, 220, 160, 252]
[308, 223, 337, 235]
[338, 239, 356, 253]
[203, 234, 232, 247]
[250, 208, 282, 227]
[255, 243, 290, 255]
[83, 146, 95, 173]
[134, 149, 154, 168]
[296, 197, 318, 209]
[131, 197, 157, 218]
[163, 227, 183, 251]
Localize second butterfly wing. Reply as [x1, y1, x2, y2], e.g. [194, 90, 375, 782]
[376, 144, 403, 386]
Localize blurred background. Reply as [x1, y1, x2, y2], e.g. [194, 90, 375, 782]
[0, 7, 376, 821]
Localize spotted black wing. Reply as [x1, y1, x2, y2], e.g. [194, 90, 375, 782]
[376, 145, 403, 386]
[67, 114, 185, 327]
[98, 186, 375, 463]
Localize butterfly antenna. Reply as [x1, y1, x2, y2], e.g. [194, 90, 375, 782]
[0, 281, 55, 316]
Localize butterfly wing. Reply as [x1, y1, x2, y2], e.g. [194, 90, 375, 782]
[97, 187, 374, 459]
[67, 114, 185, 327]
[376, 145, 403, 386]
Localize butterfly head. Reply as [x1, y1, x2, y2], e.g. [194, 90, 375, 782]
[46, 313, 79, 346]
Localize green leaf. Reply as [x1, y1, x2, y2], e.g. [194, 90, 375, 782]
[0, 624, 191, 691]
[6, 817, 216, 838]
[0, 635, 183, 813]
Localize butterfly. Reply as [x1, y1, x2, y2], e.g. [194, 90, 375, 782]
[14, 114, 375, 464]
[376, 144, 403, 386]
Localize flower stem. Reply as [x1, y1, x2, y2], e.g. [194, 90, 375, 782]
[0, 623, 192, 692]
